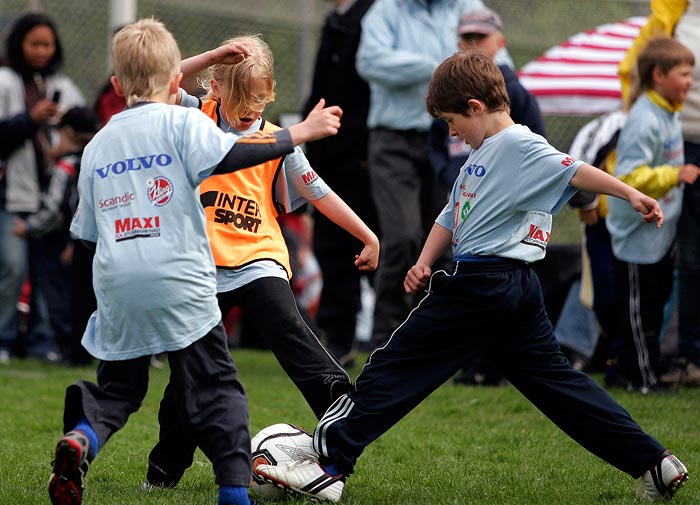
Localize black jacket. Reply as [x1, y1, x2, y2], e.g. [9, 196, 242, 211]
[302, 0, 374, 165]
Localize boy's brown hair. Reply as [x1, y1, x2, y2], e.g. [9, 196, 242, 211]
[112, 18, 181, 107]
[637, 37, 695, 91]
[202, 34, 276, 123]
[426, 52, 509, 118]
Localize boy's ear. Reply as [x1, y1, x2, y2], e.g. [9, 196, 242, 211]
[652, 65, 665, 84]
[110, 75, 124, 97]
[651, 65, 666, 84]
[169, 72, 183, 95]
[496, 33, 506, 51]
[467, 98, 485, 114]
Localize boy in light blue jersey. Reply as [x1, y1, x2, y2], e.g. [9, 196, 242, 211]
[606, 37, 700, 393]
[47, 18, 342, 505]
[255, 52, 688, 503]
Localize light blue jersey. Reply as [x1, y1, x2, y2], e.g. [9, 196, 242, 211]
[435, 125, 581, 262]
[606, 93, 684, 264]
[70, 103, 242, 360]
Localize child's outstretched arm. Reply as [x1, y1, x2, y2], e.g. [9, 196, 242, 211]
[311, 191, 379, 271]
[180, 41, 251, 78]
[570, 162, 664, 228]
[214, 100, 342, 174]
[404, 223, 452, 294]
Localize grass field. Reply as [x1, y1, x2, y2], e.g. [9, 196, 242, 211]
[1, 350, 698, 505]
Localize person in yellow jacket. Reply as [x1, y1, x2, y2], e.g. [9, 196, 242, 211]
[618, 0, 688, 104]
[618, 0, 700, 387]
[607, 38, 698, 393]
[140, 34, 380, 490]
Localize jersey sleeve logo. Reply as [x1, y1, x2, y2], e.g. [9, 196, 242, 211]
[301, 169, 318, 186]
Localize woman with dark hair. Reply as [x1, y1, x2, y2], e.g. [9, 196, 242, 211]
[0, 12, 84, 364]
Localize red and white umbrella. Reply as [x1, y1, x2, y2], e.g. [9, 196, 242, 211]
[518, 16, 647, 115]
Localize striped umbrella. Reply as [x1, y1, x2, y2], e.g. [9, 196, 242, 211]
[518, 16, 647, 115]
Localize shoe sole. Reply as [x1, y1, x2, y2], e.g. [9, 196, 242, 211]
[48, 474, 81, 505]
[48, 438, 84, 505]
[254, 470, 333, 503]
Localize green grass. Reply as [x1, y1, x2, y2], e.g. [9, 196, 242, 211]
[1, 351, 699, 505]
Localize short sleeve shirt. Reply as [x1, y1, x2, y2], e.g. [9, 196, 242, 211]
[435, 125, 581, 262]
[605, 94, 683, 263]
[70, 103, 239, 360]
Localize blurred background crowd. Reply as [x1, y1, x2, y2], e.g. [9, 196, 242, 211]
[2, 0, 697, 394]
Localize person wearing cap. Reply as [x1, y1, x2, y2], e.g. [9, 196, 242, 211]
[12, 106, 101, 364]
[458, 7, 546, 140]
[433, 6, 546, 189]
[355, 0, 515, 350]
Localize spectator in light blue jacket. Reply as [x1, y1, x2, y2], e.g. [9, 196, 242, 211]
[356, 0, 511, 347]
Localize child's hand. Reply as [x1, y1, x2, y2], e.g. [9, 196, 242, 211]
[289, 99, 342, 144]
[354, 237, 379, 271]
[29, 99, 59, 125]
[631, 193, 664, 229]
[679, 163, 700, 185]
[404, 264, 431, 294]
[577, 208, 599, 226]
[180, 42, 252, 78]
[209, 41, 251, 65]
[60, 242, 74, 266]
[12, 217, 27, 238]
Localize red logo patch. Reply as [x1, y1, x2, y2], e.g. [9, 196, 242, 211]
[561, 156, 574, 167]
[147, 176, 174, 207]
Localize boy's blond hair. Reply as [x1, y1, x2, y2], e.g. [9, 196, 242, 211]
[425, 52, 509, 118]
[112, 18, 181, 106]
[202, 34, 276, 123]
[637, 37, 695, 91]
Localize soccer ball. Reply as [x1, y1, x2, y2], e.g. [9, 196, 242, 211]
[250, 423, 317, 499]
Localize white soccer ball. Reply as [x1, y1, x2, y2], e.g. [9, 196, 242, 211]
[250, 423, 317, 499]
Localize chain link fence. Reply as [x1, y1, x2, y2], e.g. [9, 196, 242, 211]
[0, 0, 331, 117]
[1, 0, 650, 243]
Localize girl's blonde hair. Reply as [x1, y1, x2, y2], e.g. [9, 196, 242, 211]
[112, 18, 181, 106]
[202, 34, 276, 122]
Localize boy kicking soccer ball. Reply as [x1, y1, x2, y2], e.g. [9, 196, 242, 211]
[254, 52, 688, 503]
